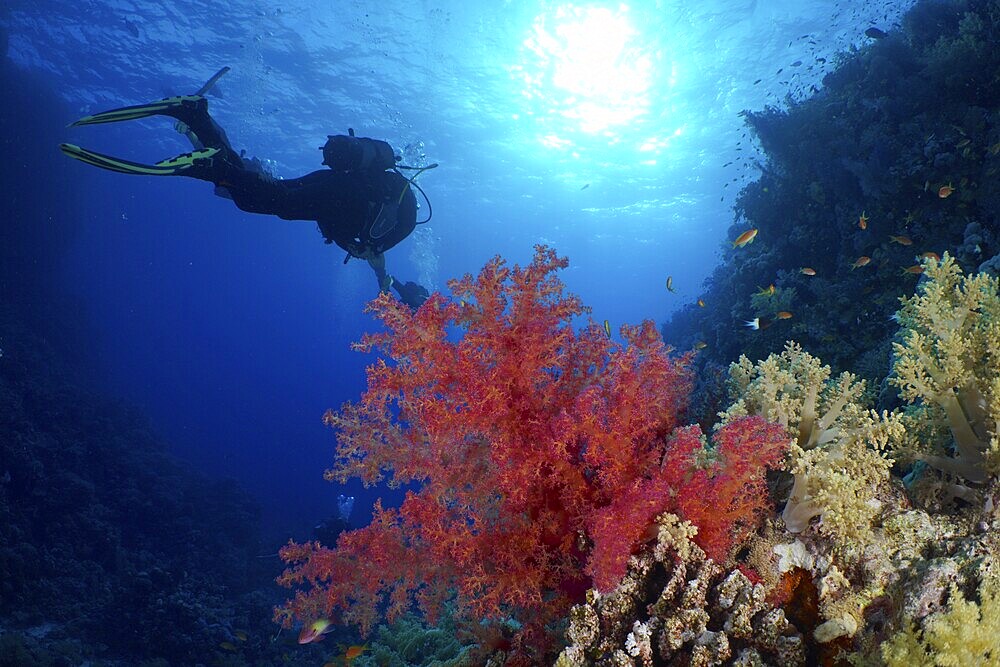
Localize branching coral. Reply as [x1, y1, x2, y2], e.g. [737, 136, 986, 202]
[721, 342, 901, 553]
[556, 514, 806, 667]
[881, 575, 1000, 666]
[276, 247, 701, 661]
[891, 253, 1000, 500]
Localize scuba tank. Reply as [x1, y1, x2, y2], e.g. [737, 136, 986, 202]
[320, 128, 397, 173]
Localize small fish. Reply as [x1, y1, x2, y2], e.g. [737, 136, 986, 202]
[800, 267, 817, 276]
[298, 619, 335, 645]
[957, 138, 971, 148]
[666, 276, 676, 293]
[755, 284, 776, 297]
[924, 180, 931, 192]
[919, 252, 941, 262]
[889, 235, 913, 246]
[903, 264, 925, 275]
[732, 228, 758, 248]
[694, 341, 708, 350]
[851, 256, 871, 269]
[744, 317, 772, 331]
[603, 319, 612, 339]
[990, 141, 1000, 155]
[220, 641, 238, 652]
[938, 183, 955, 198]
[234, 630, 248, 642]
[858, 211, 869, 230]
[580, 183, 590, 190]
[697, 299, 705, 307]
[776, 311, 793, 320]
[865, 27, 888, 39]
[343, 644, 368, 663]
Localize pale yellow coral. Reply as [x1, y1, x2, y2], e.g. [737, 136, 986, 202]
[722, 342, 900, 552]
[891, 253, 1000, 490]
[881, 577, 1000, 666]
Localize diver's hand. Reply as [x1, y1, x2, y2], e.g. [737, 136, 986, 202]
[392, 280, 430, 310]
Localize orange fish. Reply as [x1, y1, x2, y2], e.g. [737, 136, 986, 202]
[920, 252, 941, 262]
[903, 265, 925, 275]
[697, 299, 705, 307]
[858, 211, 869, 230]
[732, 228, 758, 248]
[776, 311, 793, 320]
[851, 256, 871, 269]
[298, 619, 335, 645]
[343, 644, 368, 663]
[755, 284, 776, 297]
[888, 235, 913, 246]
[938, 183, 955, 198]
[800, 267, 816, 276]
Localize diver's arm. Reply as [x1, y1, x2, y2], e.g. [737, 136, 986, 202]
[367, 253, 393, 293]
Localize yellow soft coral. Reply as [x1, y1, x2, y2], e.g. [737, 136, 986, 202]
[891, 253, 1000, 495]
[882, 577, 1000, 666]
[722, 342, 900, 553]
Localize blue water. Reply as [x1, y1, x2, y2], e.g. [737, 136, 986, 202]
[4, 0, 912, 535]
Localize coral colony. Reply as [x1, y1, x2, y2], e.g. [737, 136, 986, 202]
[276, 248, 1000, 665]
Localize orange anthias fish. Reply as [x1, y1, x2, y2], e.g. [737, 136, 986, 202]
[800, 267, 817, 276]
[903, 265, 925, 275]
[343, 644, 368, 663]
[732, 228, 758, 248]
[858, 211, 869, 230]
[298, 619, 335, 645]
[889, 235, 913, 246]
[776, 311, 793, 320]
[920, 252, 941, 262]
[756, 284, 776, 297]
[938, 182, 955, 198]
[851, 256, 871, 269]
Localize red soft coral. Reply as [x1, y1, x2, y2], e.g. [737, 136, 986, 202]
[275, 247, 785, 661]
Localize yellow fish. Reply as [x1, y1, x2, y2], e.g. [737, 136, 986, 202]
[697, 298, 705, 307]
[603, 319, 612, 339]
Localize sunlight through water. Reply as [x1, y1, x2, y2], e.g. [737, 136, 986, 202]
[514, 3, 662, 147]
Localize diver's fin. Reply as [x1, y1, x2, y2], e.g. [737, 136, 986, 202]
[195, 66, 231, 96]
[59, 143, 219, 176]
[69, 95, 205, 127]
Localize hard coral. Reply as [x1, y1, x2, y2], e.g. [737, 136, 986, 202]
[276, 246, 695, 660]
[891, 253, 1000, 500]
[556, 514, 806, 667]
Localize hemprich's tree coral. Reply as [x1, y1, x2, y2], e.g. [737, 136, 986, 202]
[891, 253, 1000, 502]
[274, 246, 788, 663]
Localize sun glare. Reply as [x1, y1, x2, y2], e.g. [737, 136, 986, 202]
[518, 4, 653, 136]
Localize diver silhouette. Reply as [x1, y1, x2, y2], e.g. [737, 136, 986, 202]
[60, 73, 433, 309]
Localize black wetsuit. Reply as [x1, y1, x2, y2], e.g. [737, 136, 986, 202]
[180, 98, 417, 259]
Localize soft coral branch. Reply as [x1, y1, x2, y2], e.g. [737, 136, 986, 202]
[276, 246, 785, 660]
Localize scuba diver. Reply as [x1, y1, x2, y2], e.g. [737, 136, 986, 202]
[59, 69, 433, 309]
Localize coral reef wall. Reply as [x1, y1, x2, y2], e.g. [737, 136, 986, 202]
[665, 0, 1000, 416]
